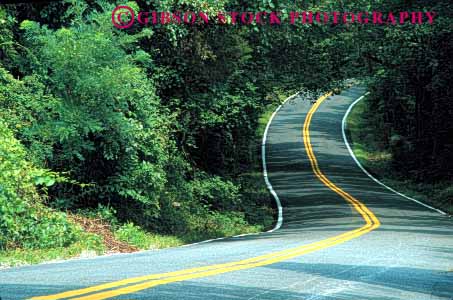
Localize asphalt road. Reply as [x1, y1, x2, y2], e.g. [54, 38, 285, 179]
[2, 86, 453, 300]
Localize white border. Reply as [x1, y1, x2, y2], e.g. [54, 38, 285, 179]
[342, 93, 447, 216]
[262, 91, 301, 232]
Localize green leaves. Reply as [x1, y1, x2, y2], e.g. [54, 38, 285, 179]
[0, 120, 80, 250]
[34, 175, 55, 187]
[191, 174, 240, 211]
[12, 8, 173, 214]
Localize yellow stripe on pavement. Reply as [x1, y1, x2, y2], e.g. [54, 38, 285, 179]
[30, 92, 380, 300]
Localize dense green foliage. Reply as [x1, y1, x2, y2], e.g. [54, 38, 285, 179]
[349, 1, 453, 210]
[359, 2, 453, 182]
[0, 120, 80, 250]
[0, 0, 451, 257]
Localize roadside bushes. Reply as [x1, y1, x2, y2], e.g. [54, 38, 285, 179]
[191, 175, 240, 211]
[0, 120, 80, 250]
[114, 222, 182, 250]
[0, 2, 275, 254]
[17, 15, 171, 215]
[1, 18, 264, 240]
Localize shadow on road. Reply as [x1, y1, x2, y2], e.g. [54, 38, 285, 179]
[266, 262, 453, 299]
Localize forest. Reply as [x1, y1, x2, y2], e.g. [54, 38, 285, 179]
[0, 0, 452, 265]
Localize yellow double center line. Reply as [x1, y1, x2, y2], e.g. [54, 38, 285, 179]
[30, 93, 380, 300]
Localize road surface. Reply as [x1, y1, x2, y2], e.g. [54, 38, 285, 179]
[1, 86, 453, 300]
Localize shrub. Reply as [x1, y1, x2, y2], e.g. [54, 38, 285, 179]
[184, 210, 262, 242]
[190, 175, 240, 211]
[0, 120, 80, 250]
[114, 222, 182, 250]
[13, 11, 172, 216]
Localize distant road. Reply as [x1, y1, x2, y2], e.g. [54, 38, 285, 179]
[2, 86, 453, 300]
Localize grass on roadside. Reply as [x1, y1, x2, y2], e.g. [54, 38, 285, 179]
[0, 233, 104, 268]
[114, 223, 184, 250]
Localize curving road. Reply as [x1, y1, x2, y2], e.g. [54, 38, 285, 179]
[2, 86, 453, 300]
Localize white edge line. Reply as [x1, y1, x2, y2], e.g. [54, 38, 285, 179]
[263, 91, 302, 232]
[178, 91, 300, 246]
[342, 92, 448, 216]
[189, 90, 300, 244]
